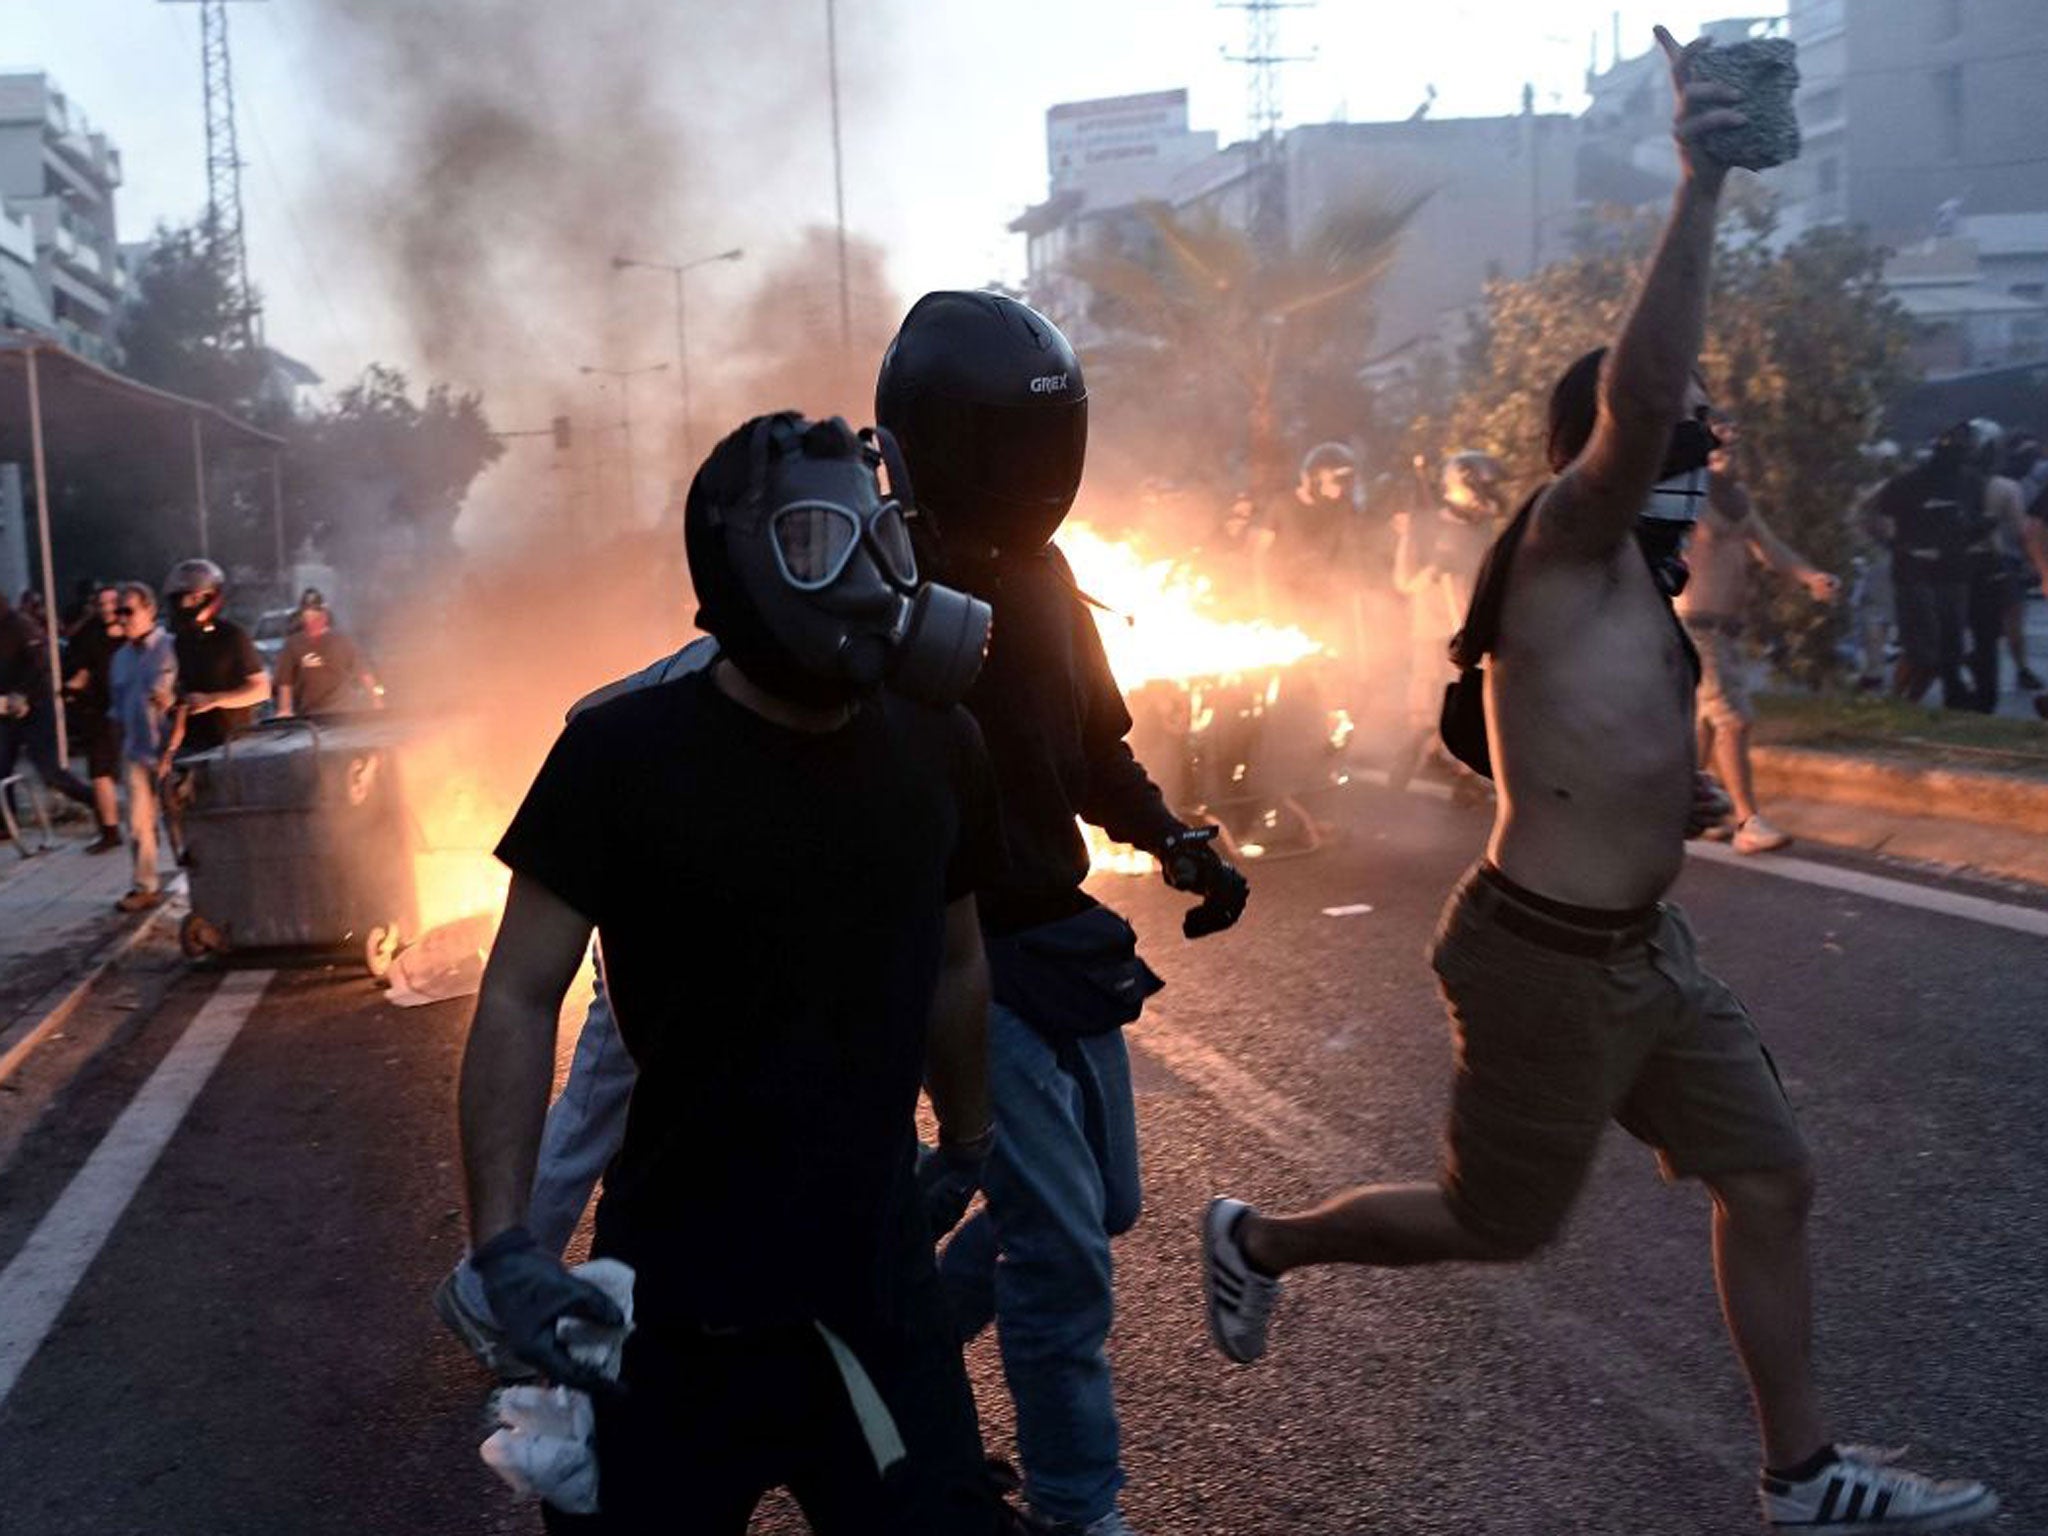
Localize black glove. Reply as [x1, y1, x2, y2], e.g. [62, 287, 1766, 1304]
[470, 1226, 625, 1395]
[1158, 826, 1250, 938]
[916, 1127, 994, 1239]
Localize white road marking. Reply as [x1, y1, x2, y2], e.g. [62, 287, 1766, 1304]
[1354, 767, 2048, 938]
[0, 969, 272, 1408]
[1684, 841, 2048, 937]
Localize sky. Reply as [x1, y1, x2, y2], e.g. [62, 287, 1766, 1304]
[2, 0, 1784, 396]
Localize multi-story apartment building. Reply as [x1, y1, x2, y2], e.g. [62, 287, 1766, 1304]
[0, 74, 125, 363]
[1012, 89, 1581, 369]
[1781, 0, 2048, 244]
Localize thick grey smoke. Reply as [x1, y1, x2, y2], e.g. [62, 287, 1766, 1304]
[289, 1, 906, 851]
[300, 0, 898, 477]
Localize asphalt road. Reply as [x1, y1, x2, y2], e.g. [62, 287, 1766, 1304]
[0, 783, 2041, 1536]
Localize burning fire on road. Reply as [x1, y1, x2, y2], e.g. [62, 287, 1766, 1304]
[1057, 520, 1349, 875]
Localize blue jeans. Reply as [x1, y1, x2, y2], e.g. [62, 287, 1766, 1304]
[529, 971, 638, 1252]
[938, 1005, 1142, 1527]
[456, 969, 637, 1318]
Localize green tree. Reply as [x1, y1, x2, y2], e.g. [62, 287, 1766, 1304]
[1061, 196, 1425, 504]
[116, 223, 264, 413]
[280, 363, 503, 580]
[1703, 206, 1911, 683]
[1438, 198, 1909, 684]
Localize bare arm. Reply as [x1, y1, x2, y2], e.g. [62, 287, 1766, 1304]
[1742, 501, 1838, 598]
[1988, 477, 2027, 551]
[2024, 517, 2048, 593]
[459, 873, 594, 1247]
[189, 670, 273, 713]
[923, 895, 992, 1146]
[1391, 512, 1433, 596]
[1526, 29, 1742, 561]
[274, 684, 295, 718]
[1853, 483, 1893, 547]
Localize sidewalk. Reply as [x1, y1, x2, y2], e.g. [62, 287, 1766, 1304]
[0, 814, 175, 1052]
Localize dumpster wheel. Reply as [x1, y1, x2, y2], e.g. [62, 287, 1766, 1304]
[365, 923, 402, 981]
[180, 912, 229, 960]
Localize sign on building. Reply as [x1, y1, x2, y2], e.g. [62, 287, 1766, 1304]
[1048, 89, 1194, 191]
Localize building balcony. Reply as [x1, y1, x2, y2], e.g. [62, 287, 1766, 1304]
[48, 129, 116, 192]
[44, 141, 114, 202]
[48, 262, 113, 318]
[0, 208, 34, 267]
[1789, 0, 1845, 46]
[55, 237, 104, 281]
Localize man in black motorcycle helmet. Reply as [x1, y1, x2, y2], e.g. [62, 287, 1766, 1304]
[879, 291, 1250, 1536]
[161, 557, 270, 757]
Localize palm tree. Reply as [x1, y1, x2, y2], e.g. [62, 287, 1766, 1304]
[1065, 194, 1428, 494]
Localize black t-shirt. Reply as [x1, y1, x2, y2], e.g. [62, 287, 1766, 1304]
[174, 621, 265, 753]
[495, 671, 1001, 1329]
[957, 545, 1185, 935]
[65, 623, 119, 713]
[0, 610, 47, 701]
[278, 630, 364, 716]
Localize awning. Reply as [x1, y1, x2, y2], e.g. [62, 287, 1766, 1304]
[0, 330, 285, 761]
[0, 331, 282, 470]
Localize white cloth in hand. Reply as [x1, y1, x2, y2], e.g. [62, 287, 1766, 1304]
[478, 1258, 635, 1514]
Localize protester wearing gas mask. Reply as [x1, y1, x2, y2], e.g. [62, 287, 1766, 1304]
[878, 291, 1249, 1536]
[160, 557, 270, 758]
[1387, 451, 1507, 797]
[456, 412, 1004, 1533]
[1204, 29, 1995, 1535]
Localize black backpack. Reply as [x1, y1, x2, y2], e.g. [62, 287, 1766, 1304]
[1438, 491, 1541, 780]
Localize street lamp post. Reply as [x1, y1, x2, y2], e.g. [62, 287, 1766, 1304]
[578, 362, 669, 525]
[612, 246, 744, 473]
[824, 0, 852, 359]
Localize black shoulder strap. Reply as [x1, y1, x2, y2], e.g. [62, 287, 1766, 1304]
[1447, 487, 1543, 669]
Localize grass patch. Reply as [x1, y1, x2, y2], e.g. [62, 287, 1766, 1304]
[1753, 692, 2048, 777]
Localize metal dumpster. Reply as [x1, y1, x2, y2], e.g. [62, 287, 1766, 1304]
[175, 715, 421, 972]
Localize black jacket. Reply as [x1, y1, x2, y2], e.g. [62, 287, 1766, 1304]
[953, 543, 1184, 936]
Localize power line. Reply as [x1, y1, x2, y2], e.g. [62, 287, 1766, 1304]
[236, 15, 361, 371]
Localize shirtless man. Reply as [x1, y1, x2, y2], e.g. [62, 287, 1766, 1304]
[1677, 428, 1839, 854]
[1200, 29, 1996, 1534]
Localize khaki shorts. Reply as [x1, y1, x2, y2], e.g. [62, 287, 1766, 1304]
[1429, 864, 1808, 1252]
[1686, 614, 1752, 729]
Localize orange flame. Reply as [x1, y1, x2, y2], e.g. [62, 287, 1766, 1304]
[1057, 521, 1321, 689]
[1057, 521, 1326, 876]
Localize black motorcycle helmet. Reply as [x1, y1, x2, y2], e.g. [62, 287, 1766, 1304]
[874, 291, 1088, 557]
[163, 557, 227, 630]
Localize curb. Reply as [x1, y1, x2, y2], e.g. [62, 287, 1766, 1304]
[1753, 745, 2048, 835]
[0, 890, 182, 1089]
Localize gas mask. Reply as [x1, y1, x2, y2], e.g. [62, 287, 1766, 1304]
[701, 415, 991, 709]
[1636, 413, 1717, 597]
